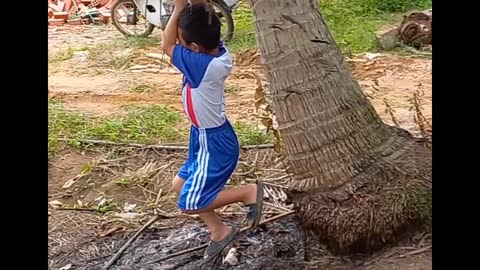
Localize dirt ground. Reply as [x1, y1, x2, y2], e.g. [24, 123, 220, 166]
[48, 25, 431, 270]
[48, 25, 431, 133]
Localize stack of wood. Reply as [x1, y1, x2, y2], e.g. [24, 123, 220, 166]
[378, 10, 432, 50]
[48, 0, 115, 26]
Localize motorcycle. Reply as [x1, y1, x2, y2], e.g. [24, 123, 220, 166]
[110, 0, 238, 42]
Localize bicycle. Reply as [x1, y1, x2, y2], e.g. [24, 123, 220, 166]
[110, 0, 238, 42]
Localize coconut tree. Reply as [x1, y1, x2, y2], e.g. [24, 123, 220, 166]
[245, 0, 432, 254]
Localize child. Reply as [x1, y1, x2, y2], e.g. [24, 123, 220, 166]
[161, 0, 263, 261]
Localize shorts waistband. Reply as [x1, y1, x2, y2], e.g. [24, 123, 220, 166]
[191, 120, 232, 134]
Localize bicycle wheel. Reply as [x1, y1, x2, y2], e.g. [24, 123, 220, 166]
[111, 0, 155, 38]
[210, 0, 235, 42]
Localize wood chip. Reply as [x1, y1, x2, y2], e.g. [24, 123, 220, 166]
[146, 53, 164, 59]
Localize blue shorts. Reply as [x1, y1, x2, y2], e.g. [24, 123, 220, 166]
[177, 120, 239, 211]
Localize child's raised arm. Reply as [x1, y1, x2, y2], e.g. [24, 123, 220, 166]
[161, 0, 207, 57]
[161, 0, 187, 57]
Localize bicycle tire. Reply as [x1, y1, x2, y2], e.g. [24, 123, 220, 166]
[211, 0, 235, 42]
[111, 0, 155, 38]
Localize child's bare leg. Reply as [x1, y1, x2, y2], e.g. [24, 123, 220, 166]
[172, 175, 260, 244]
[171, 176, 232, 241]
[184, 184, 257, 214]
[171, 175, 185, 194]
[198, 211, 231, 241]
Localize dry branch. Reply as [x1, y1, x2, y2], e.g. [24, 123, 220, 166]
[103, 215, 159, 269]
[56, 207, 106, 214]
[58, 138, 274, 150]
[397, 245, 431, 258]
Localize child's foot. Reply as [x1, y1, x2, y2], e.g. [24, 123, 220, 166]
[211, 225, 232, 242]
[245, 179, 264, 230]
[203, 227, 239, 263]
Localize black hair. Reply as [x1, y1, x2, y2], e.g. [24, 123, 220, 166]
[179, 4, 221, 50]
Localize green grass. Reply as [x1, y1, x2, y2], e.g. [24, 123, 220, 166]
[228, 2, 256, 52]
[225, 84, 240, 94]
[48, 38, 157, 71]
[359, 0, 432, 12]
[320, 0, 383, 52]
[48, 99, 273, 155]
[114, 177, 132, 188]
[48, 99, 184, 155]
[121, 36, 161, 49]
[48, 46, 91, 63]
[128, 83, 154, 93]
[319, 0, 431, 52]
[233, 121, 273, 145]
[126, 81, 167, 93]
[227, 0, 431, 53]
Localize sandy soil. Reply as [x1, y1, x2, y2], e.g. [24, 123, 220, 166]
[48, 25, 431, 133]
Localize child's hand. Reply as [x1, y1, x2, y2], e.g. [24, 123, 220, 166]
[175, 0, 208, 7]
[174, 0, 189, 11]
[162, 0, 207, 57]
[162, 0, 189, 57]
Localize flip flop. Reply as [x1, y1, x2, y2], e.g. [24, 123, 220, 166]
[202, 227, 239, 264]
[246, 179, 264, 229]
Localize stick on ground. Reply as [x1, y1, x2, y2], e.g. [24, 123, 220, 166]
[58, 138, 274, 150]
[103, 215, 160, 270]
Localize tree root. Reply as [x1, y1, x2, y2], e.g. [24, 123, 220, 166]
[289, 131, 431, 255]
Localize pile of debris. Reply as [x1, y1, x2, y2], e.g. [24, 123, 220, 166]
[377, 9, 432, 51]
[48, 0, 115, 26]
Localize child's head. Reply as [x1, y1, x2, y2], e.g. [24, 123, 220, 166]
[178, 4, 221, 53]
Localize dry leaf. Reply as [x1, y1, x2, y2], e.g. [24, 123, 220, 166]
[254, 75, 266, 111]
[80, 163, 91, 174]
[59, 263, 72, 270]
[62, 176, 80, 189]
[260, 117, 273, 131]
[129, 64, 148, 70]
[146, 52, 163, 59]
[115, 213, 143, 219]
[62, 164, 91, 189]
[100, 226, 125, 237]
[365, 52, 382, 61]
[272, 115, 279, 129]
[49, 200, 63, 209]
[97, 198, 107, 207]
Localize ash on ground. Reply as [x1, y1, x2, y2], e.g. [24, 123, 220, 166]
[62, 217, 305, 270]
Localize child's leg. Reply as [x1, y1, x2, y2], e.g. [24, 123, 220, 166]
[172, 174, 260, 238]
[183, 184, 257, 214]
[172, 172, 257, 213]
[198, 211, 231, 241]
[186, 184, 260, 244]
[172, 175, 238, 241]
[174, 122, 262, 259]
[172, 175, 185, 194]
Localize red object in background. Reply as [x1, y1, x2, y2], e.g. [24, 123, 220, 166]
[49, 18, 65, 26]
[67, 18, 83, 25]
[53, 12, 69, 20]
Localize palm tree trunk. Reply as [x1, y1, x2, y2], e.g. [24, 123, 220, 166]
[245, 0, 432, 254]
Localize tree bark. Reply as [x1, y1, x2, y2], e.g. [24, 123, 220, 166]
[246, 0, 431, 255]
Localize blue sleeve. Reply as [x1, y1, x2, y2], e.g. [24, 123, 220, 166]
[172, 45, 214, 88]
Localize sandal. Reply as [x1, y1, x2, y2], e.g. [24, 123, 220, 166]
[202, 227, 239, 264]
[245, 179, 264, 229]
